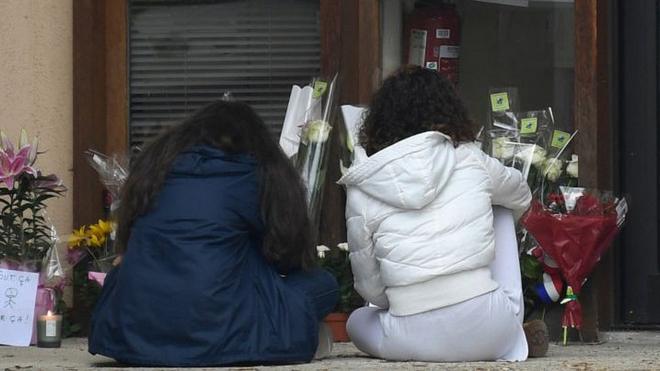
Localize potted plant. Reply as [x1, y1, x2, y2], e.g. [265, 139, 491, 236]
[0, 129, 67, 343]
[316, 242, 363, 342]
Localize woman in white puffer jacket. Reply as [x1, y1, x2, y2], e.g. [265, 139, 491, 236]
[338, 66, 534, 362]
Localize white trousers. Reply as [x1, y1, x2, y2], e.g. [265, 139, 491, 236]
[346, 207, 528, 362]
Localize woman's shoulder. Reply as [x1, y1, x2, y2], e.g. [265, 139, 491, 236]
[170, 145, 258, 177]
[454, 141, 487, 162]
[456, 141, 482, 152]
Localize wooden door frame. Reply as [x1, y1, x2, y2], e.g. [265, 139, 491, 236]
[73, 0, 128, 228]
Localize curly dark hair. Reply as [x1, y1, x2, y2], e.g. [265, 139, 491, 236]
[116, 101, 315, 273]
[360, 65, 476, 155]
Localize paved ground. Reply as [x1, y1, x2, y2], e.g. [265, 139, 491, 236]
[1, 332, 659, 370]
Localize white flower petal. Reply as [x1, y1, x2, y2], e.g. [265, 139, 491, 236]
[305, 120, 331, 143]
[515, 144, 547, 167]
[316, 244, 330, 253]
[492, 137, 515, 160]
[544, 158, 564, 182]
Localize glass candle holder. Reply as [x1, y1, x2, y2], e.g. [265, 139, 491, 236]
[37, 311, 62, 348]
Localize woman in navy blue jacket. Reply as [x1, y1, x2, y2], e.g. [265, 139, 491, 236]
[88, 101, 339, 367]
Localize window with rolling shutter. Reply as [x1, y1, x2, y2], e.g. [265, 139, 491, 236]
[128, 0, 321, 149]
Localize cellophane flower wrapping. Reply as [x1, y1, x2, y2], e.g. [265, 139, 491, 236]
[339, 105, 367, 175]
[486, 107, 557, 196]
[521, 186, 628, 337]
[70, 150, 125, 288]
[279, 74, 338, 232]
[84, 149, 129, 212]
[484, 103, 588, 321]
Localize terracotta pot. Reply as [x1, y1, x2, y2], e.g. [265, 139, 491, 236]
[323, 312, 350, 342]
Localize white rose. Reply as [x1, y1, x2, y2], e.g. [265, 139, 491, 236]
[337, 242, 349, 252]
[492, 137, 515, 160]
[515, 144, 547, 167]
[544, 158, 564, 182]
[305, 120, 331, 143]
[566, 154, 578, 178]
[316, 245, 330, 259]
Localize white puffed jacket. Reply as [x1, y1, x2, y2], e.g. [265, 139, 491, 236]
[338, 131, 531, 316]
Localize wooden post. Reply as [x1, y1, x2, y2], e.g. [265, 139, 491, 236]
[104, 0, 128, 157]
[574, 0, 612, 341]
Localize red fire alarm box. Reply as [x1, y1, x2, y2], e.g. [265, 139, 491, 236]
[404, 6, 460, 84]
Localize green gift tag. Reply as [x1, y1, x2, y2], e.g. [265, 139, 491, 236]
[551, 130, 571, 149]
[520, 117, 538, 134]
[490, 92, 510, 112]
[312, 80, 328, 99]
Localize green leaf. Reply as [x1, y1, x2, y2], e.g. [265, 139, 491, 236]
[520, 254, 543, 280]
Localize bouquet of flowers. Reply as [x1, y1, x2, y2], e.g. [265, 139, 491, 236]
[68, 149, 127, 289]
[65, 218, 115, 335]
[486, 107, 563, 195]
[63, 149, 127, 335]
[67, 219, 116, 282]
[482, 96, 585, 317]
[280, 74, 338, 232]
[0, 129, 67, 344]
[521, 187, 627, 344]
[0, 130, 66, 263]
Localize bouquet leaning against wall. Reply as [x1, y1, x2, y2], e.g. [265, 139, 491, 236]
[66, 150, 127, 335]
[0, 129, 67, 345]
[280, 74, 338, 233]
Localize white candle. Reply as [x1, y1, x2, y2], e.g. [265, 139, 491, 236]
[37, 310, 62, 348]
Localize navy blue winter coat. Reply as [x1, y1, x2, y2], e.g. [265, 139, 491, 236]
[88, 146, 319, 366]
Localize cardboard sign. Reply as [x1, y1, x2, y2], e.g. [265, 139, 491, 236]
[0, 268, 39, 346]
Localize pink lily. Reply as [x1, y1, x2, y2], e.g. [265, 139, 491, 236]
[1, 129, 38, 164]
[0, 130, 38, 190]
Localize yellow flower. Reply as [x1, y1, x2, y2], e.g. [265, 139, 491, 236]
[68, 226, 87, 249]
[87, 233, 106, 248]
[96, 219, 114, 235]
[87, 220, 113, 247]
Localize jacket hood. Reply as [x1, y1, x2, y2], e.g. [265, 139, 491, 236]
[170, 146, 257, 177]
[338, 131, 456, 210]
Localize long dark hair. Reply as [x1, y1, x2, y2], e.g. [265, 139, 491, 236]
[360, 65, 476, 155]
[115, 101, 316, 272]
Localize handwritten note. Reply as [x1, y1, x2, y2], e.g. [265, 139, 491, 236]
[0, 268, 39, 346]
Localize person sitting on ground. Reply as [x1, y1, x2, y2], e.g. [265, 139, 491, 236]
[88, 101, 338, 367]
[339, 66, 547, 362]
